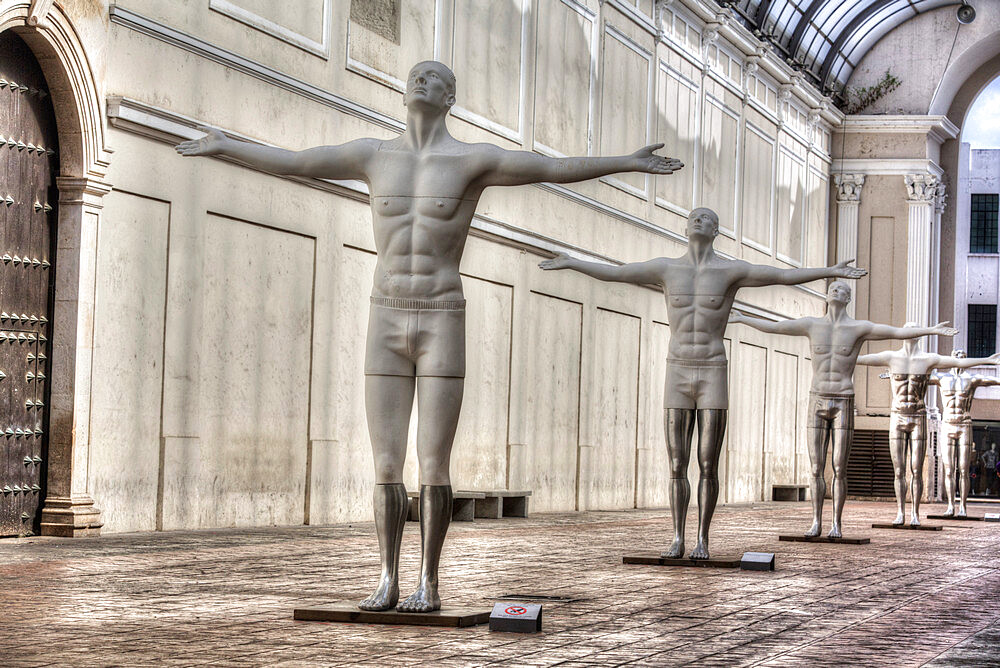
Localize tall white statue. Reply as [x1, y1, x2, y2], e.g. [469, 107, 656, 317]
[729, 283, 956, 538]
[931, 351, 1000, 517]
[540, 209, 865, 559]
[857, 335, 998, 525]
[176, 61, 683, 612]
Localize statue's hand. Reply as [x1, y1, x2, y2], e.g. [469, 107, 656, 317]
[175, 126, 229, 157]
[987, 352, 1000, 365]
[728, 312, 743, 324]
[538, 252, 573, 271]
[833, 259, 867, 279]
[932, 321, 959, 336]
[879, 371, 890, 379]
[631, 143, 683, 174]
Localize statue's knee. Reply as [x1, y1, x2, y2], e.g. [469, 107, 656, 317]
[669, 459, 688, 475]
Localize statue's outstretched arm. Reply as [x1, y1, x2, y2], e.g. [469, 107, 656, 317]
[175, 127, 376, 181]
[866, 321, 958, 341]
[857, 352, 892, 367]
[736, 258, 866, 288]
[728, 312, 811, 337]
[538, 253, 666, 286]
[938, 352, 1000, 369]
[476, 143, 682, 187]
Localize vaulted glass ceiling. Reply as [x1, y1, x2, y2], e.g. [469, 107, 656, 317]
[722, 0, 964, 94]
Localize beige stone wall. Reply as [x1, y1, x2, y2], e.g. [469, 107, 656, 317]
[79, 0, 841, 531]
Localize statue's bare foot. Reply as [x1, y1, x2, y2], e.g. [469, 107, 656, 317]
[689, 539, 709, 560]
[805, 521, 821, 537]
[942, 507, 955, 518]
[827, 524, 842, 539]
[396, 582, 440, 613]
[957, 507, 967, 518]
[892, 512, 904, 526]
[909, 515, 920, 527]
[358, 577, 398, 611]
[661, 538, 684, 559]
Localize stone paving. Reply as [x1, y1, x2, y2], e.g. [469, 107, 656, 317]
[2, 500, 999, 667]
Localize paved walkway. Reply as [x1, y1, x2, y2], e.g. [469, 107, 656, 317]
[2, 500, 999, 667]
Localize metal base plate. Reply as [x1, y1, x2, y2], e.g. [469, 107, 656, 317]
[623, 553, 741, 567]
[926, 514, 983, 521]
[293, 602, 491, 627]
[871, 523, 942, 531]
[778, 535, 870, 544]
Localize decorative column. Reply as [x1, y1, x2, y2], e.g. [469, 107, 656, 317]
[39, 176, 111, 537]
[833, 174, 865, 315]
[904, 174, 941, 348]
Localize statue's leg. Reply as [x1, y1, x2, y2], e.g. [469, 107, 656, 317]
[360, 374, 415, 611]
[942, 433, 957, 516]
[888, 419, 907, 525]
[829, 428, 851, 538]
[397, 375, 463, 613]
[806, 414, 830, 537]
[690, 408, 726, 559]
[909, 418, 927, 525]
[662, 408, 695, 558]
[957, 425, 973, 517]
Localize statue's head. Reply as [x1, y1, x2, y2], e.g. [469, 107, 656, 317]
[902, 322, 920, 350]
[952, 349, 967, 359]
[827, 280, 852, 306]
[686, 207, 719, 241]
[404, 61, 457, 113]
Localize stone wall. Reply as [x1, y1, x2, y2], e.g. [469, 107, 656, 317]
[80, 0, 840, 531]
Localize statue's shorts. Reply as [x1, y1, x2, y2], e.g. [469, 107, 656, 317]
[663, 358, 728, 410]
[940, 420, 972, 446]
[364, 297, 466, 378]
[889, 412, 927, 439]
[807, 391, 855, 430]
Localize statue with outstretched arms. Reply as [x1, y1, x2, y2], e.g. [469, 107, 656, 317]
[539, 207, 865, 559]
[729, 282, 956, 537]
[930, 352, 1000, 517]
[857, 336, 999, 525]
[177, 60, 684, 612]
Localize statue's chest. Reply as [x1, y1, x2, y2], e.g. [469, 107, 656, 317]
[368, 151, 474, 199]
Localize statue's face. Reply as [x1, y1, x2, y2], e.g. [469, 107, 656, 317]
[686, 208, 719, 240]
[404, 61, 456, 112]
[827, 281, 851, 306]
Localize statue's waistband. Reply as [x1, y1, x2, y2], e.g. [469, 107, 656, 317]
[666, 357, 727, 368]
[370, 296, 466, 311]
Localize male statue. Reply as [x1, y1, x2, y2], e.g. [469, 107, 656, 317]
[176, 61, 683, 612]
[931, 352, 1000, 517]
[856, 334, 999, 525]
[539, 208, 864, 558]
[729, 282, 956, 537]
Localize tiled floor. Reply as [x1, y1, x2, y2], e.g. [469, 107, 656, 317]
[2, 500, 998, 666]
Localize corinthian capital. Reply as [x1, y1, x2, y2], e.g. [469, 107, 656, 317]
[904, 174, 941, 203]
[935, 181, 948, 214]
[833, 173, 865, 203]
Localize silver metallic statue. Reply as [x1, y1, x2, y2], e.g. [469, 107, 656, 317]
[857, 334, 998, 525]
[540, 209, 864, 558]
[176, 61, 683, 612]
[729, 283, 956, 537]
[931, 351, 1000, 517]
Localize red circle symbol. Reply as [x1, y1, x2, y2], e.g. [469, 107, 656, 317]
[504, 606, 527, 616]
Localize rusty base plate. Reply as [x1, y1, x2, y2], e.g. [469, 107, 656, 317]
[293, 602, 490, 627]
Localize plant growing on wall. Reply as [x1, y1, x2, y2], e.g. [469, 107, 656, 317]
[835, 69, 902, 115]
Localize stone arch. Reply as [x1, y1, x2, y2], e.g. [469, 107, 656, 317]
[0, 0, 111, 535]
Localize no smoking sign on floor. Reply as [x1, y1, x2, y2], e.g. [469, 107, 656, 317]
[489, 602, 543, 633]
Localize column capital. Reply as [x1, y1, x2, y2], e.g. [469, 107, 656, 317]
[935, 181, 948, 214]
[904, 173, 941, 203]
[833, 173, 865, 203]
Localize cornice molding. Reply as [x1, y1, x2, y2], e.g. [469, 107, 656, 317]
[839, 115, 961, 144]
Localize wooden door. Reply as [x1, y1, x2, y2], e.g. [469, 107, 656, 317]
[0, 32, 58, 537]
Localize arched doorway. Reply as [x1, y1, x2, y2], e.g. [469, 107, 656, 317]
[1, 2, 112, 536]
[0, 30, 58, 537]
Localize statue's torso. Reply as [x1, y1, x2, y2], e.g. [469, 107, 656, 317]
[889, 373, 930, 414]
[366, 140, 485, 301]
[808, 319, 866, 394]
[936, 371, 979, 423]
[661, 259, 740, 362]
